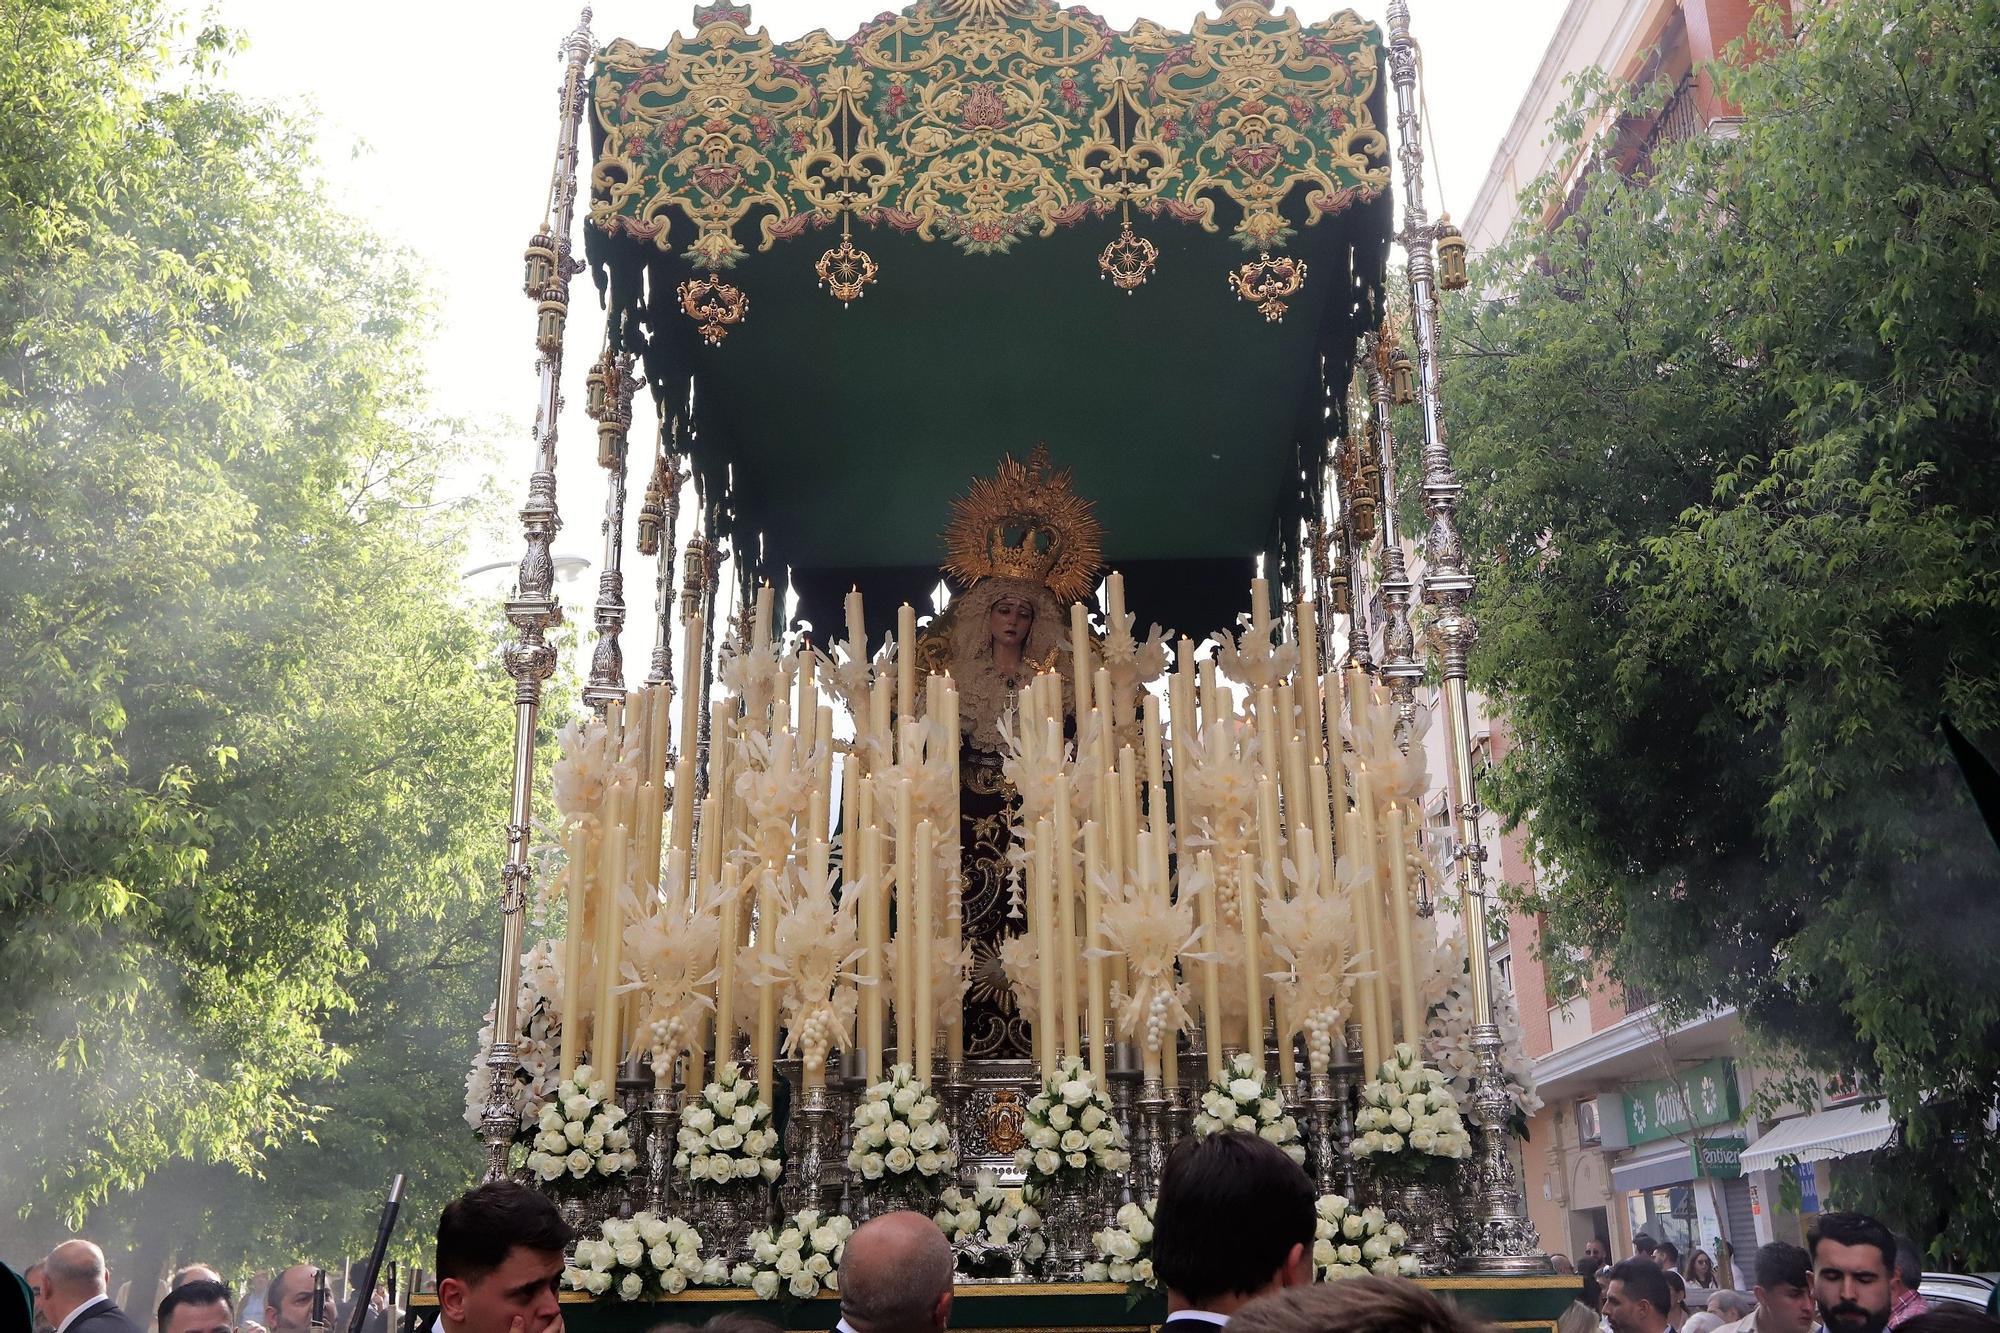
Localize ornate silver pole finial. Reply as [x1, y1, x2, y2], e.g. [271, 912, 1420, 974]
[583, 351, 640, 713]
[479, 9, 595, 1185]
[1385, 0, 1546, 1272]
[1365, 334, 1422, 749]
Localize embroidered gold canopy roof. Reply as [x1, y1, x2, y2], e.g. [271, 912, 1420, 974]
[583, 0, 1393, 633]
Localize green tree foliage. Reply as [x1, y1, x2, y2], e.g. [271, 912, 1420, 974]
[1439, 0, 2000, 1263]
[0, 0, 540, 1257]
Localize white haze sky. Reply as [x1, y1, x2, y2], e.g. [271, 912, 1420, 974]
[208, 0, 1568, 590]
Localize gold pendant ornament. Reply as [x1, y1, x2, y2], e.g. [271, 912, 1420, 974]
[678, 272, 749, 347]
[1230, 252, 1309, 323]
[1098, 220, 1159, 292]
[815, 236, 879, 305]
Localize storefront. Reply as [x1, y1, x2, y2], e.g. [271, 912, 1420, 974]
[1603, 1060, 1762, 1285]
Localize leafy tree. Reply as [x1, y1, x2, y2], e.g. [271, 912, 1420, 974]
[1437, 0, 2000, 1264]
[0, 0, 554, 1263]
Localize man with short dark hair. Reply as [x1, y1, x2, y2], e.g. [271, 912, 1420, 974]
[1809, 1214, 1897, 1333]
[1227, 1274, 1496, 1333]
[436, 1180, 574, 1333]
[1584, 1240, 1612, 1274]
[39, 1242, 141, 1333]
[1887, 1236, 1928, 1330]
[1660, 1245, 1684, 1274]
[1637, 1237, 1661, 1259]
[159, 1281, 234, 1333]
[837, 1211, 954, 1333]
[1604, 1259, 1676, 1333]
[1718, 1243, 1823, 1333]
[1151, 1132, 1315, 1327]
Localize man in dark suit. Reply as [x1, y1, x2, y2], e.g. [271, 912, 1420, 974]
[1152, 1132, 1316, 1329]
[38, 1242, 141, 1333]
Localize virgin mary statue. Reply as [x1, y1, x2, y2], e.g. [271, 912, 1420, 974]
[916, 448, 1101, 1060]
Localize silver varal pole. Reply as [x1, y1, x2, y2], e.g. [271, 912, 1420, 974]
[1365, 334, 1422, 751]
[479, 8, 594, 1183]
[1385, 0, 1547, 1271]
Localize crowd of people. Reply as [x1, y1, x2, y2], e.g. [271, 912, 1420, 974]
[9, 1133, 1999, 1333]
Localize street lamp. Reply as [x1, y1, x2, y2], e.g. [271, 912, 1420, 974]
[460, 554, 592, 583]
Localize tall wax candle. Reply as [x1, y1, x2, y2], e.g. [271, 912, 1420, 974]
[895, 778, 916, 1064]
[754, 583, 774, 651]
[596, 818, 627, 1069]
[1070, 602, 1091, 725]
[1238, 845, 1265, 1062]
[913, 819, 934, 1083]
[1297, 599, 1323, 755]
[1055, 777, 1079, 1063]
[1384, 802, 1423, 1045]
[846, 586, 866, 661]
[1197, 849, 1225, 1082]
[1251, 577, 1271, 649]
[1033, 821, 1058, 1077]
[1107, 570, 1126, 636]
[713, 863, 741, 1067]
[1143, 693, 1164, 795]
[897, 603, 917, 725]
[755, 874, 778, 1106]
[860, 782, 884, 1080]
[559, 825, 588, 1080]
[1082, 818, 1107, 1078]
[1355, 766, 1392, 1062]
[1309, 763, 1336, 899]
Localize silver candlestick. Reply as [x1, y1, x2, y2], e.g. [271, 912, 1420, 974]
[479, 7, 593, 1184]
[645, 1080, 680, 1216]
[1385, 0, 1546, 1272]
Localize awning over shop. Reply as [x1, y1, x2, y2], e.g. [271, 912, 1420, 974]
[1611, 1140, 1705, 1195]
[1740, 1103, 1897, 1174]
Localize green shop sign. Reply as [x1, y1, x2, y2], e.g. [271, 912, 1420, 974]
[1692, 1136, 1746, 1179]
[1622, 1059, 1741, 1145]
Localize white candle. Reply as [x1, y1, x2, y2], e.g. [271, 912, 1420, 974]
[1251, 577, 1271, 649]
[897, 602, 917, 724]
[1107, 570, 1127, 635]
[1082, 818, 1106, 1078]
[914, 819, 934, 1083]
[1055, 776, 1079, 1063]
[846, 585, 866, 662]
[1034, 821, 1058, 1078]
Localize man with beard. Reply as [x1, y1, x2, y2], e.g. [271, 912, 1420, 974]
[1809, 1214, 1898, 1333]
[1603, 1260, 1677, 1333]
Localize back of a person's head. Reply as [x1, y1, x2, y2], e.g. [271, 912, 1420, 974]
[1608, 1259, 1673, 1320]
[698, 1317, 786, 1333]
[1667, 1271, 1688, 1303]
[1754, 1243, 1811, 1294]
[838, 1211, 953, 1333]
[1659, 1244, 1682, 1268]
[1891, 1236, 1924, 1290]
[1709, 1290, 1757, 1321]
[1806, 1214, 1895, 1274]
[45, 1243, 108, 1299]
[1229, 1275, 1496, 1333]
[1635, 1236, 1659, 1255]
[1152, 1131, 1314, 1307]
[171, 1268, 223, 1291]
[1558, 1300, 1601, 1333]
[436, 1181, 574, 1286]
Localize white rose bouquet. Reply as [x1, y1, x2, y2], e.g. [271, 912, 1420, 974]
[934, 1170, 1046, 1267]
[847, 1063, 958, 1182]
[1192, 1052, 1307, 1167]
[731, 1207, 853, 1302]
[562, 1213, 727, 1300]
[1011, 1056, 1131, 1187]
[1349, 1043, 1472, 1183]
[1081, 1200, 1157, 1288]
[674, 1061, 782, 1186]
[523, 1065, 637, 1191]
[1313, 1193, 1419, 1280]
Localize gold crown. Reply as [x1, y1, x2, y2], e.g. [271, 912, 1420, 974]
[942, 446, 1103, 604]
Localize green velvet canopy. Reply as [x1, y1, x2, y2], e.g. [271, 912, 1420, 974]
[584, 0, 1394, 630]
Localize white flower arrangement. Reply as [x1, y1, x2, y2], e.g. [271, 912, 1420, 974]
[463, 940, 564, 1133]
[1011, 1056, 1131, 1185]
[1349, 1043, 1472, 1181]
[1192, 1052, 1307, 1168]
[730, 1208, 853, 1302]
[1081, 1200, 1157, 1287]
[1313, 1193, 1419, 1280]
[934, 1171, 1046, 1263]
[675, 1061, 782, 1185]
[562, 1213, 727, 1300]
[523, 1065, 637, 1189]
[847, 1063, 958, 1181]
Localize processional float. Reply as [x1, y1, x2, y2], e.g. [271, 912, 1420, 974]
[462, 0, 1555, 1316]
